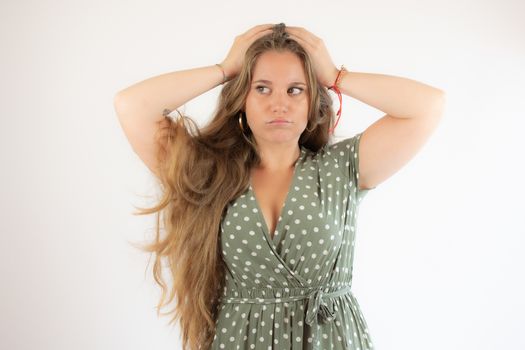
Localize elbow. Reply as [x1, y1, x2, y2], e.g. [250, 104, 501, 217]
[113, 91, 135, 118]
[429, 90, 446, 119]
[113, 92, 124, 114]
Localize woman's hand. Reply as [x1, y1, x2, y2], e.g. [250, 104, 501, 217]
[220, 24, 274, 80]
[285, 26, 339, 88]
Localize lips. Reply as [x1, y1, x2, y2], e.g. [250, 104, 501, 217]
[269, 118, 290, 123]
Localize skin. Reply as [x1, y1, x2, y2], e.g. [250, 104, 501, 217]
[244, 50, 309, 172]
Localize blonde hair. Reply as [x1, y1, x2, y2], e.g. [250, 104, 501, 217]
[131, 23, 338, 349]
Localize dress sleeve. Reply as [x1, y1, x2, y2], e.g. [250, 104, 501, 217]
[326, 131, 376, 202]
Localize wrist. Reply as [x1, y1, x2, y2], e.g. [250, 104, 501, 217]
[215, 63, 228, 84]
[219, 62, 235, 82]
[328, 65, 347, 90]
[327, 67, 340, 88]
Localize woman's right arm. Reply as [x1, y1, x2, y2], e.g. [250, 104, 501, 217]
[113, 64, 229, 177]
[113, 24, 274, 177]
[113, 64, 228, 121]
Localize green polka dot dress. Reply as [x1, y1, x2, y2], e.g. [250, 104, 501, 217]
[211, 132, 376, 350]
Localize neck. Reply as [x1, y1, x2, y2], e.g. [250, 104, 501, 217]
[254, 143, 301, 172]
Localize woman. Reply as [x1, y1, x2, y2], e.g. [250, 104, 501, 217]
[114, 23, 445, 350]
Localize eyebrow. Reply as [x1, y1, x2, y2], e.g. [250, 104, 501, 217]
[252, 79, 307, 86]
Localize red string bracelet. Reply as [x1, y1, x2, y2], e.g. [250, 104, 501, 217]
[327, 65, 347, 135]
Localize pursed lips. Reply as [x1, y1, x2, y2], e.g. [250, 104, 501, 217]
[268, 118, 291, 124]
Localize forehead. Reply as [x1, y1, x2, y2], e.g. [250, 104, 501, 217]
[252, 51, 305, 81]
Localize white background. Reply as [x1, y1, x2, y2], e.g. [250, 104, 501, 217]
[1, 0, 524, 349]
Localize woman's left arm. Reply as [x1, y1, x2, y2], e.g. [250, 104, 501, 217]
[286, 26, 445, 118]
[286, 25, 446, 190]
[336, 70, 445, 119]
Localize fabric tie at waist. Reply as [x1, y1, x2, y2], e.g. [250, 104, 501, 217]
[219, 285, 353, 349]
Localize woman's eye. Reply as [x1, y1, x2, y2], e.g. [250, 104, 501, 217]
[255, 86, 304, 95]
[289, 87, 303, 95]
[255, 86, 269, 93]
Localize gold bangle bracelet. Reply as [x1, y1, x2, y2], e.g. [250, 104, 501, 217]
[215, 63, 227, 85]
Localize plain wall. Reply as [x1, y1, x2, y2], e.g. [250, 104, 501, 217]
[1, 0, 524, 349]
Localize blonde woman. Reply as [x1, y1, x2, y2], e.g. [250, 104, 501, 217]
[114, 23, 445, 350]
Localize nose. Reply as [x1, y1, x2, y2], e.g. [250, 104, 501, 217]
[271, 90, 289, 114]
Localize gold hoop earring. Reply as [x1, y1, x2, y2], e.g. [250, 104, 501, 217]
[238, 112, 245, 132]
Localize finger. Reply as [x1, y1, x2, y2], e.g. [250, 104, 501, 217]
[285, 26, 303, 32]
[248, 28, 273, 41]
[287, 27, 310, 43]
[287, 32, 313, 50]
[287, 26, 319, 45]
[245, 25, 273, 40]
[285, 26, 309, 37]
[291, 26, 318, 39]
[245, 24, 274, 35]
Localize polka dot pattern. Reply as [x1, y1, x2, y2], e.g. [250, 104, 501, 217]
[211, 132, 375, 349]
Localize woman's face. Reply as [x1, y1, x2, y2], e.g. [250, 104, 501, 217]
[244, 50, 309, 146]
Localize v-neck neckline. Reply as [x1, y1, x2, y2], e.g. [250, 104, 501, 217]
[249, 146, 305, 246]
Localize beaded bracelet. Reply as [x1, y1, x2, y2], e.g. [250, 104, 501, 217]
[334, 65, 347, 88]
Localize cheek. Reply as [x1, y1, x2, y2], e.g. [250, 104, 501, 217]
[299, 98, 309, 114]
[244, 93, 261, 109]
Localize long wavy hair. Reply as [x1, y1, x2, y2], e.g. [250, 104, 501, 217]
[131, 23, 338, 350]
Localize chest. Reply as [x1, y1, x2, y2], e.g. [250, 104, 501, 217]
[250, 169, 295, 240]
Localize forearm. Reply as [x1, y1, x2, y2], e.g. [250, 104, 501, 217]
[114, 64, 225, 119]
[337, 71, 445, 119]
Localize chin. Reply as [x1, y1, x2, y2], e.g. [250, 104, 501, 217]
[265, 133, 301, 144]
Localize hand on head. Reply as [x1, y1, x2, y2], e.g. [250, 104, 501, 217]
[220, 24, 275, 80]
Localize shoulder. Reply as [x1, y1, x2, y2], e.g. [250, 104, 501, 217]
[303, 133, 361, 163]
